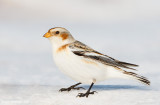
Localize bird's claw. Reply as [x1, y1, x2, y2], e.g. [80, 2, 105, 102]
[74, 87, 85, 90]
[59, 87, 85, 92]
[77, 91, 97, 98]
[59, 88, 71, 92]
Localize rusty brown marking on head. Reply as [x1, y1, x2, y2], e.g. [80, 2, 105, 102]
[60, 33, 69, 40]
[82, 59, 98, 66]
[57, 44, 69, 53]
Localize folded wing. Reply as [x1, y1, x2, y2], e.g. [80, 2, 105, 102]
[69, 41, 138, 70]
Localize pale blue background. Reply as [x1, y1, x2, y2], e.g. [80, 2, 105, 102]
[0, 0, 159, 87]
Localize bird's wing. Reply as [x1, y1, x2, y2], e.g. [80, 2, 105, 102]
[69, 41, 138, 70]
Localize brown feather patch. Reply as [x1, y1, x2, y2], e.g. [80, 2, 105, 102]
[82, 59, 98, 66]
[57, 44, 69, 52]
[113, 66, 124, 72]
[60, 33, 69, 40]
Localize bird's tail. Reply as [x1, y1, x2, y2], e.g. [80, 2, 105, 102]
[123, 71, 150, 85]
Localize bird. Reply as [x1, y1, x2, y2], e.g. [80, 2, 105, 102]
[43, 27, 150, 98]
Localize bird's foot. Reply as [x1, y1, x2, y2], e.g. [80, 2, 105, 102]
[59, 87, 85, 92]
[77, 91, 97, 98]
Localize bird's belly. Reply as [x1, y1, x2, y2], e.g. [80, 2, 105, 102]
[53, 52, 108, 84]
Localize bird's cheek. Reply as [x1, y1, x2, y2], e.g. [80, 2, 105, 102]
[43, 32, 53, 38]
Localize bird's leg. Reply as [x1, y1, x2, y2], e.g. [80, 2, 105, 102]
[77, 82, 97, 98]
[59, 82, 85, 92]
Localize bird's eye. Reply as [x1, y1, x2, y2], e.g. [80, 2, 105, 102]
[55, 31, 59, 34]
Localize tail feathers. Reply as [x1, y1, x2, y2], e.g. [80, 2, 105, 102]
[123, 71, 150, 85]
[118, 61, 139, 67]
[116, 61, 139, 71]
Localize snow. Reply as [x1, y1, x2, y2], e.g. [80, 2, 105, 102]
[0, 85, 159, 105]
[0, 0, 160, 105]
[1, 24, 160, 105]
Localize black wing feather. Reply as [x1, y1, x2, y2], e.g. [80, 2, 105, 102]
[73, 51, 137, 70]
[70, 41, 138, 70]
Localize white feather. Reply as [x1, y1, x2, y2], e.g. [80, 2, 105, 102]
[53, 46, 126, 84]
[45, 27, 149, 85]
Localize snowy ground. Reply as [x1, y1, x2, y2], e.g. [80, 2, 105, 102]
[0, 0, 160, 105]
[0, 22, 160, 105]
[0, 85, 159, 105]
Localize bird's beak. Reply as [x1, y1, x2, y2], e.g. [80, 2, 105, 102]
[43, 32, 52, 38]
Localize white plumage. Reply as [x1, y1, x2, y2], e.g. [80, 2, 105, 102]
[53, 46, 126, 84]
[43, 27, 150, 97]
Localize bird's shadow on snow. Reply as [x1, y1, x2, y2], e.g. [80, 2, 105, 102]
[81, 85, 151, 91]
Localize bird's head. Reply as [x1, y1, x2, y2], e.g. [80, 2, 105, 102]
[43, 27, 75, 48]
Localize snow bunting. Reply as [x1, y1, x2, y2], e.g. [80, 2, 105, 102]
[43, 27, 150, 98]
